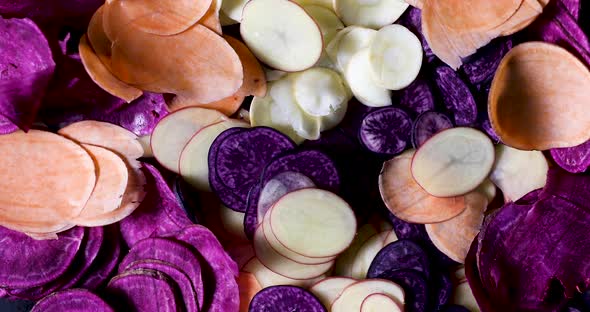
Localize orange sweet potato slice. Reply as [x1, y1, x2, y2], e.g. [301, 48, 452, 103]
[169, 93, 246, 116]
[0, 130, 96, 233]
[425, 192, 488, 263]
[111, 23, 243, 104]
[57, 120, 144, 168]
[431, 0, 522, 32]
[489, 42, 590, 150]
[237, 272, 262, 312]
[224, 36, 267, 97]
[103, 0, 213, 39]
[200, 0, 223, 35]
[74, 144, 129, 224]
[79, 36, 143, 103]
[379, 150, 467, 224]
[88, 6, 113, 68]
[496, 0, 544, 36]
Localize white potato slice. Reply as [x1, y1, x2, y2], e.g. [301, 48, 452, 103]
[344, 49, 392, 107]
[269, 189, 357, 258]
[179, 120, 248, 191]
[219, 10, 239, 26]
[476, 179, 497, 204]
[258, 172, 316, 222]
[138, 135, 153, 158]
[264, 67, 288, 82]
[310, 277, 357, 308]
[303, 5, 345, 44]
[249, 90, 307, 144]
[242, 257, 326, 288]
[293, 67, 350, 117]
[489, 144, 548, 202]
[293, 0, 335, 10]
[332, 279, 405, 312]
[326, 27, 356, 71]
[382, 230, 398, 246]
[368, 24, 422, 90]
[220, 0, 249, 22]
[254, 225, 334, 279]
[411, 127, 495, 197]
[361, 293, 403, 312]
[350, 231, 395, 279]
[336, 26, 377, 70]
[219, 204, 248, 241]
[240, 0, 323, 71]
[334, 223, 379, 277]
[151, 107, 226, 172]
[451, 281, 479, 312]
[334, 0, 408, 29]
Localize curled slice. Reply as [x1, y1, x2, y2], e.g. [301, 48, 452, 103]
[345, 50, 392, 107]
[431, 0, 522, 32]
[31, 289, 114, 312]
[489, 42, 590, 150]
[293, 67, 349, 117]
[106, 269, 180, 311]
[331, 279, 405, 312]
[309, 277, 357, 309]
[0, 130, 95, 232]
[334, 0, 409, 29]
[87, 6, 113, 68]
[379, 150, 466, 223]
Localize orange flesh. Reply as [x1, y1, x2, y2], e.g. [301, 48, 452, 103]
[103, 0, 213, 39]
[169, 93, 246, 116]
[0, 131, 96, 233]
[199, 0, 223, 35]
[425, 192, 488, 263]
[111, 23, 243, 104]
[496, 0, 544, 36]
[489, 42, 590, 150]
[87, 6, 113, 68]
[379, 150, 466, 224]
[79, 36, 143, 103]
[237, 272, 262, 312]
[431, 0, 522, 32]
[75, 144, 129, 223]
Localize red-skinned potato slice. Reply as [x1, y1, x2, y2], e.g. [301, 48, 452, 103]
[111, 23, 243, 104]
[489, 42, 590, 150]
[200, 0, 223, 35]
[0, 130, 95, 233]
[58, 120, 144, 168]
[88, 6, 113, 68]
[169, 92, 246, 116]
[379, 150, 466, 223]
[103, 0, 213, 39]
[361, 293, 402, 312]
[425, 192, 488, 263]
[309, 277, 357, 309]
[76, 144, 129, 223]
[242, 257, 327, 288]
[238, 272, 262, 312]
[431, 0, 522, 32]
[79, 36, 143, 103]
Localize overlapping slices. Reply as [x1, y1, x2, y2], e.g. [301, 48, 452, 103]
[0, 121, 147, 237]
[80, 0, 266, 116]
[422, 0, 550, 69]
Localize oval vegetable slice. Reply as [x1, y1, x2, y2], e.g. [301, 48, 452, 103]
[250, 90, 306, 144]
[361, 293, 402, 312]
[249, 285, 326, 312]
[411, 128, 495, 197]
[293, 67, 349, 117]
[75, 144, 129, 223]
[379, 150, 466, 224]
[106, 269, 180, 311]
[258, 171, 316, 222]
[31, 289, 114, 312]
[489, 42, 590, 150]
[334, 0, 408, 29]
[242, 257, 326, 289]
[87, 6, 113, 68]
[331, 279, 405, 312]
[431, 0, 522, 32]
[303, 5, 344, 44]
[359, 107, 412, 155]
[237, 272, 261, 312]
[240, 0, 323, 72]
[0, 130, 95, 232]
[309, 277, 357, 309]
[411, 111, 453, 148]
[345, 50, 392, 107]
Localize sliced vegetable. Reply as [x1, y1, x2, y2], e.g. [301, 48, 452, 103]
[377, 269, 427, 312]
[78, 225, 122, 290]
[238, 272, 261, 312]
[360, 293, 402, 312]
[258, 171, 316, 223]
[105, 269, 180, 311]
[367, 239, 430, 279]
[334, 0, 408, 29]
[309, 277, 357, 309]
[31, 289, 113, 312]
[242, 257, 326, 288]
[350, 231, 397, 279]
[345, 49, 392, 107]
[411, 127, 495, 197]
[379, 150, 467, 224]
[359, 107, 412, 155]
[331, 279, 405, 312]
[489, 42, 590, 150]
[293, 68, 350, 117]
[250, 286, 326, 312]
[432, 66, 477, 126]
[220, 0, 249, 22]
[240, 0, 323, 72]
[490, 144, 548, 202]
[335, 26, 377, 71]
[397, 78, 436, 116]
[550, 139, 590, 173]
[87, 6, 112, 68]
[151, 107, 226, 172]
[411, 111, 453, 148]
[219, 205, 248, 242]
[303, 5, 345, 44]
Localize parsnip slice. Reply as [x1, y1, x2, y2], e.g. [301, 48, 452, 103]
[344, 49, 392, 107]
[334, 0, 408, 29]
[331, 279, 405, 312]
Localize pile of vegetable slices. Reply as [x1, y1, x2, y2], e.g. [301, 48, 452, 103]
[0, 0, 589, 312]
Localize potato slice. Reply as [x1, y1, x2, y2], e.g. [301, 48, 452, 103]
[225, 36, 267, 98]
[303, 5, 345, 45]
[331, 279, 405, 312]
[199, 0, 223, 35]
[430, 0, 522, 32]
[310, 277, 357, 309]
[79, 36, 142, 103]
[103, 0, 213, 38]
[293, 67, 349, 117]
[361, 293, 402, 312]
[345, 50, 392, 107]
[0, 130, 95, 232]
[334, 0, 408, 29]
[111, 23, 243, 104]
[497, 0, 544, 36]
[379, 150, 467, 223]
[489, 42, 590, 150]
[87, 6, 112, 68]
[242, 257, 326, 288]
[249, 90, 307, 144]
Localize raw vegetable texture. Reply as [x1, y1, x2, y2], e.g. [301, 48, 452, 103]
[550, 139, 590, 173]
[31, 289, 113, 312]
[249, 285, 326, 312]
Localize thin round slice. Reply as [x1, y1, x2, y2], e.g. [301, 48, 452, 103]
[75, 145, 129, 222]
[411, 111, 453, 148]
[425, 192, 487, 263]
[345, 49, 392, 107]
[489, 42, 590, 150]
[179, 120, 248, 191]
[31, 289, 114, 312]
[376, 269, 428, 312]
[331, 279, 405, 312]
[249, 285, 326, 312]
[151, 107, 226, 172]
[359, 107, 412, 155]
[293, 67, 349, 117]
[240, 0, 323, 72]
[0, 130, 95, 232]
[335, 26, 377, 71]
[270, 189, 356, 258]
[309, 277, 357, 309]
[368, 24, 422, 90]
[411, 127, 495, 197]
[250, 90, 307, 144]
[242, 258, 326, 289]
[366, 239, 430, 279]
[361, 293, 402, 312]
[106, 269, 180, 311]
[258, 171, 316, 221]
[379, 150, 467, 223]
[221, 0, 249, 21]
[303, 5, 345, 44]
[431, 0, 522, 32]
[224, 35, 267, 97]
[350, 231, 394, 279]
[334, 0, 409, 29]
